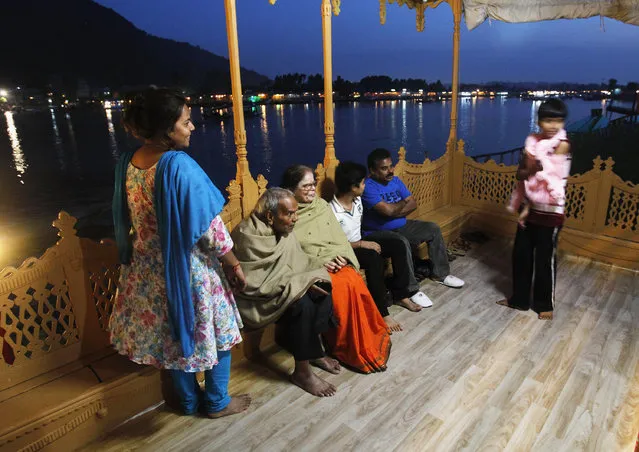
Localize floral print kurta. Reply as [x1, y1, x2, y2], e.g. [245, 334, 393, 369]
[109, 163, 243, 372]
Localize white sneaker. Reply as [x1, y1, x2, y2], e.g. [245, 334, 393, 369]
[410, 291, 433, 308]
[439, 275, 465, 288]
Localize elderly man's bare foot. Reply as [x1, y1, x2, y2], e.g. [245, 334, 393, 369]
[311, 357, 341, 374]
[291, 369, 336, 397]
[394, 298, 422, 312]
[384, 316, 403, 333]
[207, 394, 252, 418]
[538, 311, 553, 320]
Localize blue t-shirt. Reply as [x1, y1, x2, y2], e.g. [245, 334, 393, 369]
[361, 176, 411, 233]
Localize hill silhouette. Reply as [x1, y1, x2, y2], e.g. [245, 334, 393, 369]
[0, 0, 269, 93]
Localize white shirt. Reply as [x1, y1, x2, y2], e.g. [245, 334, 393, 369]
[330, 196, 363, 242]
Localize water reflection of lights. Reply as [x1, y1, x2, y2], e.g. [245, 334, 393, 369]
[470, 96, 477, 134]
[260, 106, 272, 173]
[458, 95, 471, 139]
[5, 111, 28, 183]
[65, 112, 82, 175]
[219, 116, 227, 139]
[390, 101, 397, 137]
[199, 107, 207, 133]
[105, 108, 119, 159]
[401, 100, 408, 147]
[417, 101, 424, 150]
[499, 97, 507, 145]
[529, 100, 542, 133]
[276, 103, 286, 137]
[50, 108, 66, 171]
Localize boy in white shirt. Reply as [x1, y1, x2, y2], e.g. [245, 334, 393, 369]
[331, 162, 432, 333]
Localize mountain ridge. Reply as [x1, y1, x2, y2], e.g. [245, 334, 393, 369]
[0, 0, 269, 93]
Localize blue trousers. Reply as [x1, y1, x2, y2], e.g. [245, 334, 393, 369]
[169, 350, 232, 415]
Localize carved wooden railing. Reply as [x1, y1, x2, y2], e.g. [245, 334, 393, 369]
[394, 146, 450, 218]
[457, 146, 639, 244]
[603, 169, 639, 241]
[0, 213, 114, 391]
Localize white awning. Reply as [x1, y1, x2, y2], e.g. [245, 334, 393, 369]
[463, 0, 639, 29]
[385, 0, 639, 29]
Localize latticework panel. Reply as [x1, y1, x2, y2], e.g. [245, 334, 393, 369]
[402, 165, 447, 212]
[461, 164, 517, 207]
[605, 186, 638, 238]
[564, 183, 588, 222]
[89, 264, 120, 331]
[1, 277, 79, 366]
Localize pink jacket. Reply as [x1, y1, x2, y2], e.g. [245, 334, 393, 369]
[508, 129, 571, 212]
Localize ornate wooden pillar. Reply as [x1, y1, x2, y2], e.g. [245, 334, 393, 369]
[448, 0, 462, 143]
[446, 0, 463, 207]
[321, 0, 339, 175]
[224, 0, 258, 216]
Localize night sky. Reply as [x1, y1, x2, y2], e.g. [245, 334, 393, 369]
[94, 0, 639, 84]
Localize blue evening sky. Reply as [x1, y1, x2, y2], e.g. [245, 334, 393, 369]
[94, 0, 639, 84]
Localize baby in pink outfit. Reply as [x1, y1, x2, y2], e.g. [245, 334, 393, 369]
[508, 129, 571, 226]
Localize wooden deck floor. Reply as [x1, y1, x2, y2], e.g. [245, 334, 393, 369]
[86, 238, 639, 451]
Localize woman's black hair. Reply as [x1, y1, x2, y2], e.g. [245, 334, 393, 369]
[122, 87, 188, 145]
[281, 164, 313, 190]
[335, 161, 367, 194]
[537, 98, 568, 120]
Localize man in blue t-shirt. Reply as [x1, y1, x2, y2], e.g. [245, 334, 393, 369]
[362, 148, 465, 289]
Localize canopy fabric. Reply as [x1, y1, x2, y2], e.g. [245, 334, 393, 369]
[384, 0, 639, 30]
[463, 0, 639, 30]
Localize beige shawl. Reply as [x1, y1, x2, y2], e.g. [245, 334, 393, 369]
[295, 197, 360, 270]
[231, 213, 330, 329]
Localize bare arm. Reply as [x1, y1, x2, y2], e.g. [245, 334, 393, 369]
[554, 141, 571, 155]
[373, 196, 417, 218]
[351, 240, 381, 253]
[219, 250, 247, 291]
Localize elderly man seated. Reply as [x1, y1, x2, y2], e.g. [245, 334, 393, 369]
[362, 148, 465, 289]
[231, 188, 340, 397]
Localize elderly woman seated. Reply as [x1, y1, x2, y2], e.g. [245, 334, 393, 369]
[231, 188, 340, 397]
[281, 165, 391, 374]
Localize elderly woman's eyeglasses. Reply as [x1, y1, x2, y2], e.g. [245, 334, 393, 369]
[299, 182, 317, 191]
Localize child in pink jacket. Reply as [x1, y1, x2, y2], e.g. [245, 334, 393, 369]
[498, 99, 571, 321]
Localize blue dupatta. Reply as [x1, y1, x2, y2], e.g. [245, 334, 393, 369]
[113, 150, 226, 358]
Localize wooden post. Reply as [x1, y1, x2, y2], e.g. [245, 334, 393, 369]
[447, 0, 463, 207]
[321, 0, 339, 176]
[224, 0, 258, 216]
[448, 0, 462, 143]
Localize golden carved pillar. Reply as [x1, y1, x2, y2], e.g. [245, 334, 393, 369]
[448, 0, 462, 143]
[447, 0, 463, 207]
[224, 0, 258, 216]
[321, 0, 339, 176]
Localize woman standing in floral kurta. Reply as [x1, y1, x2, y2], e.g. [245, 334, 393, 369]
[110, 88, 251, 418]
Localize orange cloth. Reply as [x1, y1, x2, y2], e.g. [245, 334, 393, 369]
[323, 266, 391, 373]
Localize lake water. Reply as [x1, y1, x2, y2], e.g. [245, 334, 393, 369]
[0, 98, 604, 267]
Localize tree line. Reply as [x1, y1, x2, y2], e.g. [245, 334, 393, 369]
[272, 73, 445, 95]
[271, 73, 639, 95]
